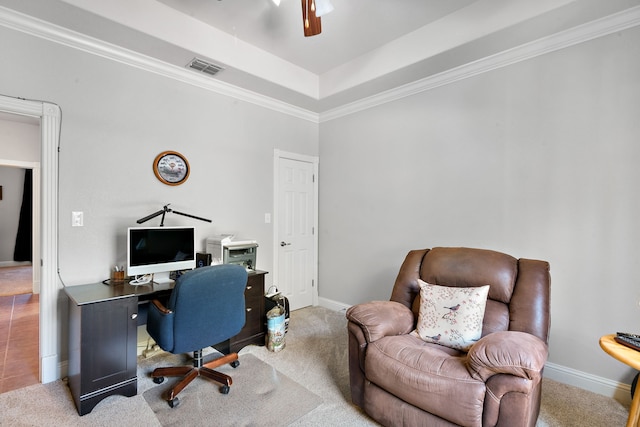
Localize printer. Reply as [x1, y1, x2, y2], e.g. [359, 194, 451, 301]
[206, 235, 258, 271]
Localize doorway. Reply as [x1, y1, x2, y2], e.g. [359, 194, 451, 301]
[273, 150, 319, 311]
[0, 119, 41, 394]
[0, 162, 39, 295]
[0, 95, 61, 385]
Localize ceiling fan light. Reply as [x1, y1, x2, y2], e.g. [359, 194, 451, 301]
[315, 0, 334, 17]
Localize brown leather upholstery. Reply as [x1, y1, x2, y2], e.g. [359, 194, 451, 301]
[347, 247, 550, 427]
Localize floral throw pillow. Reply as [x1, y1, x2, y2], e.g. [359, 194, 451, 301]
[414, 279, 490, 351]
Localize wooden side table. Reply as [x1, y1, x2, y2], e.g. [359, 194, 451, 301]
[600, 334, 640, 427]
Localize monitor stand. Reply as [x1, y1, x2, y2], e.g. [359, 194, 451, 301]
[152, 271, 175, 285]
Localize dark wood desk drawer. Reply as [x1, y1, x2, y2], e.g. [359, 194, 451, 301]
[238, 294, 263, 338]
[227, 271, 267, 352]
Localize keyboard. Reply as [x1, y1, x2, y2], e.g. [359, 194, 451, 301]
[614, 333, 640, 352]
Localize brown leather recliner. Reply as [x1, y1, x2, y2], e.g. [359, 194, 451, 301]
[346, 247, 550, 427]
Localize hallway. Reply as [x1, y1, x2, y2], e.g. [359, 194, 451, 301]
[0, 293, 39, 394]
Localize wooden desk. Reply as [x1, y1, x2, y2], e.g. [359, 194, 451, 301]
[600, 334, 640, 427]
[65, 270, 267, 415]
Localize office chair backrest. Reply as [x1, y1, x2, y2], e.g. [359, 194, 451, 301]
[168, 264, 248, 354]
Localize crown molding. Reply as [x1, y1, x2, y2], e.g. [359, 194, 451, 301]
[0, 6, 320, 123]
[1, 5, 639, 124]
[320, 5, 640, 123]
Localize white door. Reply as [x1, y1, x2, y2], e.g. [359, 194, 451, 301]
[274, 151, 318, 311]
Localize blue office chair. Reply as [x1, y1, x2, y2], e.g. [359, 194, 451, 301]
[146, 264, 248, 408]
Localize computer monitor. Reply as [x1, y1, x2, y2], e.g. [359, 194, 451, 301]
[127, 226, 196, 284]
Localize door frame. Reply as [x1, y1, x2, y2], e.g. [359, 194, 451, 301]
[273, 149, 319, 307]
[0, 95, 60, 383]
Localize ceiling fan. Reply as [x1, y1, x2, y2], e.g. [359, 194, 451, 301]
[273, 0, 334, 37]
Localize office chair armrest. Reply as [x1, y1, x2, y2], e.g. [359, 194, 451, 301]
[150, 299, 172, 315]
[147, 299, 175, 352]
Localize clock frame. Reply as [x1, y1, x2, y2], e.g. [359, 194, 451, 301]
[153, 150, 190, 186]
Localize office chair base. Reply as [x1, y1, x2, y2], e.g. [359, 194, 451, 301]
[150, 352, 240, 407]
[169, 396, 179, 408]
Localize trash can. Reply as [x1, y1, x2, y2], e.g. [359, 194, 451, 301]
[266, 305, 286, 352]
[265, 286, 290, 333]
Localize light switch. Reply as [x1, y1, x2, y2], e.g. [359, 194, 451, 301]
[265, 213, 271, 224]
[72, 211, 84, 227]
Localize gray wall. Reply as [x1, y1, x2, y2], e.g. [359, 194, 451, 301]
[0, 25, 318, 288]
[0, 167, 24, 261]
[0, 118, 40, 262]
[0, 117, 40, 161]
[0, 24, 318, 361]
[319, 26, 640, 385]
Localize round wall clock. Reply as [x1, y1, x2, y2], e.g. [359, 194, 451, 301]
[153, 151, 190, 186]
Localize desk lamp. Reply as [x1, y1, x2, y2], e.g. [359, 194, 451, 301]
[137, 203, 212, 226]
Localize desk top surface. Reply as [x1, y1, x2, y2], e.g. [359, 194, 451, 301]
[599, 334, 640, 371]
[64, 280, 174, 305]
[64, 269, 267, 306]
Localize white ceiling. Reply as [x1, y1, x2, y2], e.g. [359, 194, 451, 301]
[1, 0, 638, 113]
[156, 0, 478, 75]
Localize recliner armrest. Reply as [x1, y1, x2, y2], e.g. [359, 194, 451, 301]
[346, 301, 414, 343]
[466, 331, 548, 382]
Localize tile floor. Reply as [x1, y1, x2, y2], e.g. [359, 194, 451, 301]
[0, 293, 39, 394]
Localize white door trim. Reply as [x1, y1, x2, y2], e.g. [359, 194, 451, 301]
[0, 95, 60, 383]
[273, 149, 319, 307]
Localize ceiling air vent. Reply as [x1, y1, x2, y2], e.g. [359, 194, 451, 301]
[187, 58, 224, 77]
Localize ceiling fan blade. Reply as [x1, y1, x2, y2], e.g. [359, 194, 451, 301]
[301, 0, 321, 37]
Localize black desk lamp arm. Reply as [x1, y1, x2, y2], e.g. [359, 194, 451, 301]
[136, 204, 211, 226]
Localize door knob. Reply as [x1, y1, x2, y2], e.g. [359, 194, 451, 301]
[280, 241, 291, 247]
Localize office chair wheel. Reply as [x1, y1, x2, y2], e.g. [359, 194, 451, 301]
[220, 385, 230, 394]
[153, 376, 165, 384]
[168, 397, 179, 408]
[231, 360, 240, 368]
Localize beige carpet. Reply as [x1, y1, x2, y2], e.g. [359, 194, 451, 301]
[538, 378, 630, 426]
[0, 305, 633, 426]
[142, 353, 322, 426]
[0, 265, 32, 296]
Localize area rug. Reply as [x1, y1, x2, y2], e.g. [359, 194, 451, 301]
[142, 353, 323, 426]
[0, 265, 32, 296]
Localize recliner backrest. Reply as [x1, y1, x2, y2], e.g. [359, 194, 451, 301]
[390, 247, 550, 344]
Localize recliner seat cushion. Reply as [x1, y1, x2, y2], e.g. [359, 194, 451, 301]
[365, 334, 485, 427]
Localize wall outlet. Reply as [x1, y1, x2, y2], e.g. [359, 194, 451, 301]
[72, 211, 83, 227]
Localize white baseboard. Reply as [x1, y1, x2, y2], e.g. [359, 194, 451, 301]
[318, 298, 633, 406]
[544, 361, 632, 406]
[318, 297, 350, 313]
[0, 261, 31, 268]
[42, 355, 62, 384]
